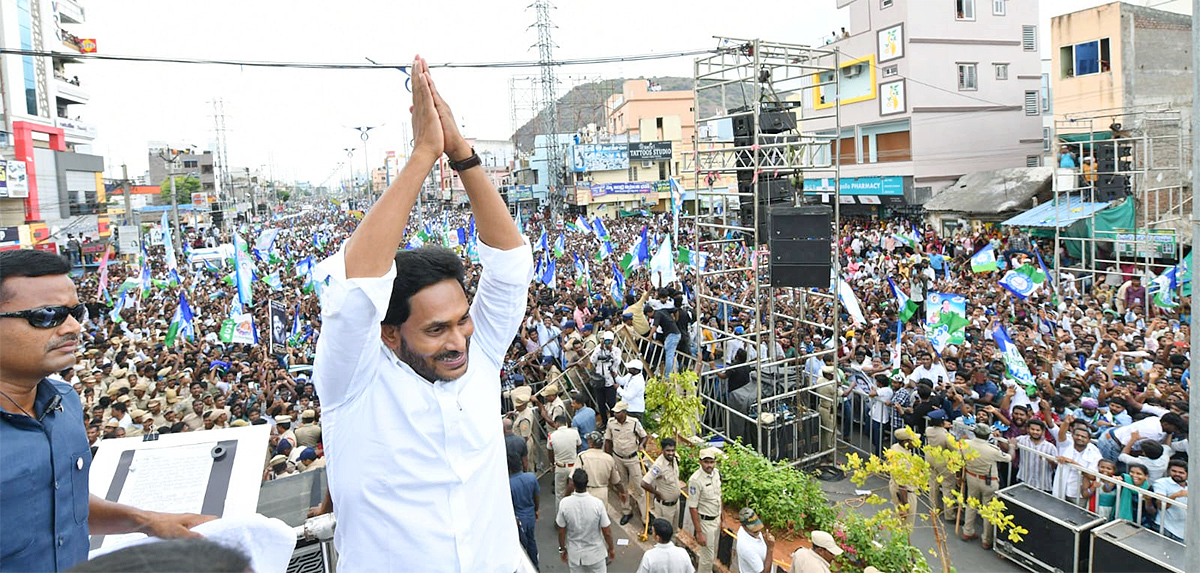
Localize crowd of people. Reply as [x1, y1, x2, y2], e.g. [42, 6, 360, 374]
[9, 182, 1190, 570]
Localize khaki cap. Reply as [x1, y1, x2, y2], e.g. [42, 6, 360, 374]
[698, 447, 721, 460]
[275, 415, 292, 424]
[164, 388, 180, 404]
[269, 455, 288, 467]
[302, 409, 316, 420]
[510, 386, 532, 406]
[133, 382, 149, 391]
[230, 419, 249, 427]
[157, 367, 173, 377]
[104, 418, 119, 428]
[612, 400, 629, 413]
[115, 395, 131, 404]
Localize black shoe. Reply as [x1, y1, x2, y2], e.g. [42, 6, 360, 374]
[620, 514, 632, 526]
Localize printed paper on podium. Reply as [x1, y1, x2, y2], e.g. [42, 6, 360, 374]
[88, 425, 270, 550]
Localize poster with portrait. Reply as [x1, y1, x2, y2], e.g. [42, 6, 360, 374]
[269, 300, 288, 354]
[877, 23, 904, 62]
[924, 292, 967, 352]
[879, 80, 906, 116]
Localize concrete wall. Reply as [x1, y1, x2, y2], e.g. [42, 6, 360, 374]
[1050, 3, 1124, 119]
[1122, 5, 1193, 114]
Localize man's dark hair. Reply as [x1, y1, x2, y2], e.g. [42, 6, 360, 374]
[112, 402, 128, 414]
[570, 392, 586, 405]
[554, 415, 570, 427]
[0, 250, 71, 304]
[660, 437, 676, 449]
[382, 246, 466, 326]
[1027, 419, 1048, 431]
[1139, 440, 1164, 460]
[571, 468, 589, 491]
[1167, 459, 1187, 472]
[67, 538, 251, 573]
[652, 518, 674, 543]
[1160, 412, 1185, 433]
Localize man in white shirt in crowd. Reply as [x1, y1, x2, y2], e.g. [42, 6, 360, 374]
[735, 507, 775, 573]
[1053, 422, 1102, 506]
[557, 469, 615, 572]
[635, 518, 694, 573]
[616, 359, 646, 420]
[908, 351, 949, 388]
[312, 56, 532, 572]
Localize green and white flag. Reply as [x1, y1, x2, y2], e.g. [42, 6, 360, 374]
[970, 245, 998, 273]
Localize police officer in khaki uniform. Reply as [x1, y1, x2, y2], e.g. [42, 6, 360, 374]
[295, 409, 322, 448]
[923, 409, 957, 521]
[147, 398, 169, 429]
[687, 447, 723, 573]
[276, 415, 297, 447]
[547, 415, 581, 506]
[889, 428, 919, 528]
[604, 400, 647, 525]
[961, 424, 1010, 549]
[642, 437, 682, 529]
[578, 431, 626, 512]
[537, 382, 568, 430]
[511, 386, 543, 472]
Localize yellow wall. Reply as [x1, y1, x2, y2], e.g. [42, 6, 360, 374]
[1051, 3, 1124, 121]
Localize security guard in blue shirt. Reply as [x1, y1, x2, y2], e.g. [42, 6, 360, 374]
[0, 250, 213, 571]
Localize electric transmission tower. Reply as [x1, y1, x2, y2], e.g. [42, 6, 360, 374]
[210, 98, 232, 228]
[530, 0, 562, 216]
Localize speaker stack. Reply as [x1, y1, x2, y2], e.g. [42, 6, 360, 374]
[731, 105, 799, 241]
[1093, 140, 1132, 201]
[768, 205, 832, 288]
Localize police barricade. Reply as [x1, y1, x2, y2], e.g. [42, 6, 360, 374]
[835, 368, 899, 459]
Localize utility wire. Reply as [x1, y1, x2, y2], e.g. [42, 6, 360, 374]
[0, 48, 717, 71]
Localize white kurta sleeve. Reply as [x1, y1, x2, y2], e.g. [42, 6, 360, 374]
[312, 244, 397, 409]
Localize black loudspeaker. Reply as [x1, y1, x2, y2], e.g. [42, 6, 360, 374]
[210, 202, 223, 226]
[737, 177, 795, 206]
[1089, 520, 1186, 573]
[732, 108, 797, 136]
[993, 484, 1106, 573]
[768, 205, 832, 288]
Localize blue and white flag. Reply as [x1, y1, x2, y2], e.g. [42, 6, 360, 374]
[536, 229, 548, 253]
[970, 244, 998, 273]
[232, 233, 254, 308]
[540, 256, 556, 288]
[992, 324, 1035, 388]
[575, 215, 593, 235]
[612, 263, 626, 302]
[592, 216, 608, 238]
[998, 265, 1044, 299]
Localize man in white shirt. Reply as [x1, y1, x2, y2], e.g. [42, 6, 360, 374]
[616, 359, 646, 418]
[556, 469, 615, 572]
[1052, 424, 1102, 505]
[635, 519, 694, 573]
[735, 507, 775, 573]
[312, 56, 532, 572]
[908, 351, 948, 388]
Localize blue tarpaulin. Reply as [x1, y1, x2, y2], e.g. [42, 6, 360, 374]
[1001, 197, 1113, 229]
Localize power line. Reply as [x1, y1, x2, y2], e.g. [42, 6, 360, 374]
[0, 48, 716, 71]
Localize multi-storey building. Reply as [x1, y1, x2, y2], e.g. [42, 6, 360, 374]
[805, 0, 1046, 212]
[0, 0, 105, 250]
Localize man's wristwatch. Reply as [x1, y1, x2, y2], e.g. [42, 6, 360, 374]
[558, 547, 566, 554]
[447, 148, 481, 172]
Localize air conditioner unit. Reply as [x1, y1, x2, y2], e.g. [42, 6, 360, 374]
[641, 160, 654, 168]
[843, 65, 864, 78]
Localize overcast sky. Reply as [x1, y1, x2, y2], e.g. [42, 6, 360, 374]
[81, 0, 1189, 185]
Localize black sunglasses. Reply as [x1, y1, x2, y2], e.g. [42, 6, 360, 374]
[0, 304, 88, 329]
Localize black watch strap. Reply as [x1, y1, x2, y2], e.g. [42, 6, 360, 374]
[448, 149, 481, 172]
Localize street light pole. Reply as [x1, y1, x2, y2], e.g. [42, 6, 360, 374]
[350, 126, 377, 201]
[343, 148, 356, 205]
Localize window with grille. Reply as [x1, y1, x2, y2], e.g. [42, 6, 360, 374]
[1025, 91, 1039, 115]
[1022, 26, 1037, 51]
[957, 63, 977, 91]
[1043, 128, 1051, 151]
[1026, 156, 1041, 167]
[993, 0, 1006, 15]
[881, 0, 893, 8]
[995, 63, 1009, 80]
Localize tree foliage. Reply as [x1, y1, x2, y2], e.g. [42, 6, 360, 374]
[159, 176, 200, 205]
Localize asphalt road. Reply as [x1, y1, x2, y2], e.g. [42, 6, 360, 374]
[531, 471, 649, 572]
